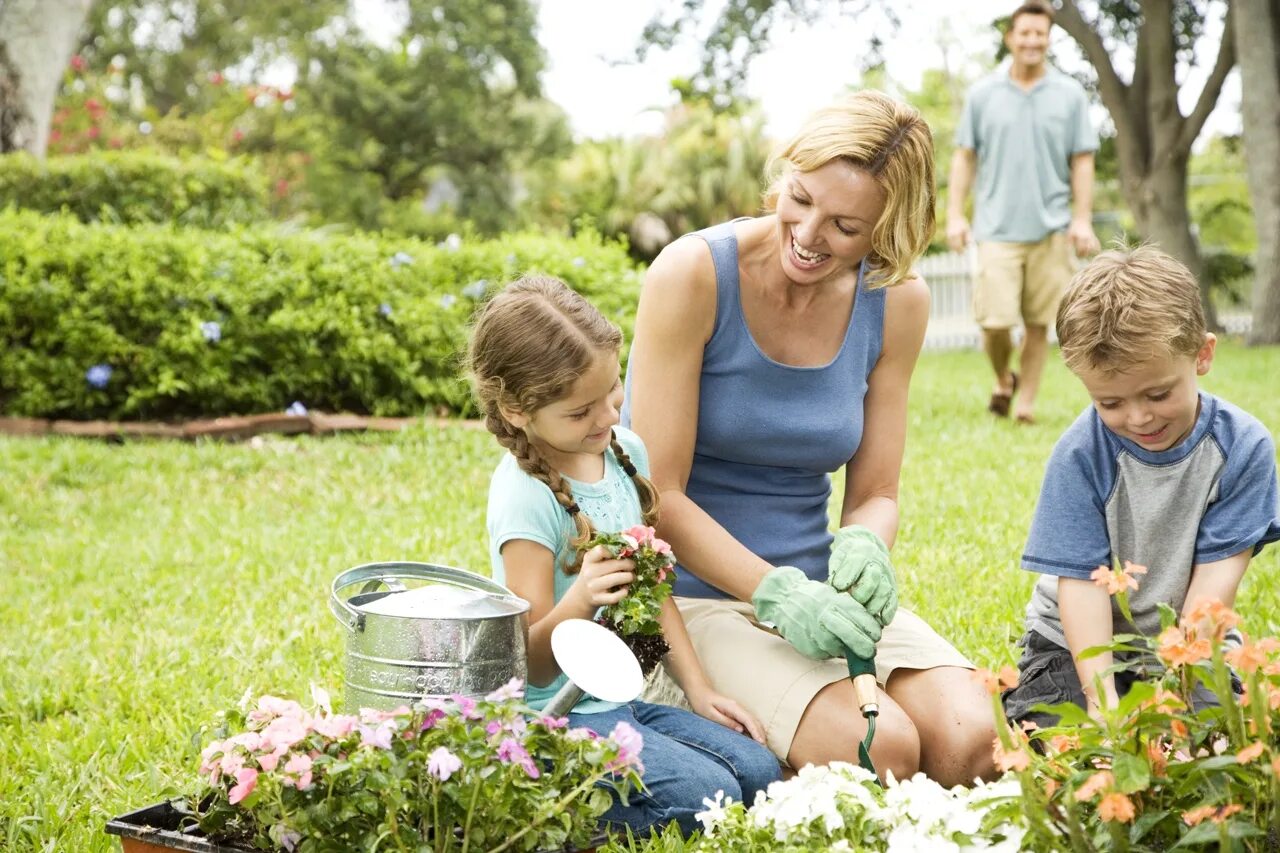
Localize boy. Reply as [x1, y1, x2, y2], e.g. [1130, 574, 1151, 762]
[1003, 245, 1280, 725]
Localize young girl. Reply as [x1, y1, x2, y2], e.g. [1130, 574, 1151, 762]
[469, 275, 781, 837]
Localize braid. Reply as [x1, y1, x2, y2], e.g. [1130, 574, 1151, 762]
[610, 430, 661, 527]
[486, 407, 595, 573]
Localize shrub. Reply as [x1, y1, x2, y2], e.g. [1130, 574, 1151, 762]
[0, 210, 642, 420]
[0, 151, 268, 228]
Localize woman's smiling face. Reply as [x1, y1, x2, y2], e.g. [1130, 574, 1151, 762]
[773, 159, 886, 285]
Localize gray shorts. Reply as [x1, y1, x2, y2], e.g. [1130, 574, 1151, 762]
[1001, 630, 1239, 728]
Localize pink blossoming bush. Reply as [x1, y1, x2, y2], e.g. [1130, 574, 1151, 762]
[587, 524, 676, 674]
[193, 682, 642, 852]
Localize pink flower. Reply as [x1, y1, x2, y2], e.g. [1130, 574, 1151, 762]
[607, 721, 645, 774]
[250, 696, 305, 724]
[199, 741, 226, 776]
[219, 751, 245, 776]
[311, 713, 358, 739]
[283, 754, 314, 790]
[419, 708, 446, 731]
[228, 768, 258, 804]
[623, 525, 656, 547]
[227, 732, 263, 751]
[496, 737, 540, 779]
[428, 746, 462, 781]
[359, 706, 410, 724]
[359, 721, 395, 750]
[486, 677, 525, 702]
[450, 694, 482, 720]
[651, 537, 672, 556]
[261, 715, 308, 752]
[539, 715, 569, 730]
[565, 727, 598, 742]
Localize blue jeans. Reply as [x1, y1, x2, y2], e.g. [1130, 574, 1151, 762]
[567, 700, 781, 837]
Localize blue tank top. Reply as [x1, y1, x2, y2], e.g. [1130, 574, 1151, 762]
[622, 220, 886, 599]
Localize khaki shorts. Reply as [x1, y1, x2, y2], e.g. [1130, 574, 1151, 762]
[642, 597, 973, 763]
[974, 232, 1075, 329]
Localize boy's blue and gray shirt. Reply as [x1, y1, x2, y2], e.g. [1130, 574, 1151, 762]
[1023, 392, 1280, 648]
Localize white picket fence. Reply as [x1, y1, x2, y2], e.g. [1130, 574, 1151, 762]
[917, 250, 1253, 351]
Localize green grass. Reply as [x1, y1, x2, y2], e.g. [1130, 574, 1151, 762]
[3, 342, 1279, 852]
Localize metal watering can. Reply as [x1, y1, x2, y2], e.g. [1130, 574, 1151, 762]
[329, 561, 531, 711]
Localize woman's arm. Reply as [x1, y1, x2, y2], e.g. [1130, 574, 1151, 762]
[839, 275, 931, 548]
[627, 237, 777, 602]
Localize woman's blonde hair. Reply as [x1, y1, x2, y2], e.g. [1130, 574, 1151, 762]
[764, 90, 936, 288]
[467, 275, 659, 571]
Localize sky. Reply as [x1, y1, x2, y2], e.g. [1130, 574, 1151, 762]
[355, 0, 1242, 144]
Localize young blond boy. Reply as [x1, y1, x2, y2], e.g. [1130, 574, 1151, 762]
[1003, 246, 1280, 724]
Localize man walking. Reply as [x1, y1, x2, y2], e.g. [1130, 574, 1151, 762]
[947, 0, 1100, 424]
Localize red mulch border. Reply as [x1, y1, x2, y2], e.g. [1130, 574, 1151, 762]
[0, 412, 484, 441]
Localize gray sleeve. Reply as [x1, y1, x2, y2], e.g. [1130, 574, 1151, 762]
[1070, 86, 1099, 154]
[955, 89, 978, 150]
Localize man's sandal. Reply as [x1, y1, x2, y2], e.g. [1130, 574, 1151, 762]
[986, 371, 1020, 417]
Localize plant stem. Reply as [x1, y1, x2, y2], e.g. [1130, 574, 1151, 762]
[459, 777, 482, 853]
[486, 775, 605, 853]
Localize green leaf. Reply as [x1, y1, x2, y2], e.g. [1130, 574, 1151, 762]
[1112, 752, 1151, 794]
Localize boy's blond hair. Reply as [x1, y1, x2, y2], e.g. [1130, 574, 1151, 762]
[763, 90, 936, 290]
[1056, 245, 1206, 375]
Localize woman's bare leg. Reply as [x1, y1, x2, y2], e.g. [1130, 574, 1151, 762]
[787, 679, 920, 783]
[886, 666, 1000, 786]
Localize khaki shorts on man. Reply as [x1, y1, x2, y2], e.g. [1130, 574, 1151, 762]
[974, 231, 1076, 329]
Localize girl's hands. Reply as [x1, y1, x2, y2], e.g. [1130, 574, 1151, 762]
[688, 688, 768, 744]
[571, 545, 636, 610]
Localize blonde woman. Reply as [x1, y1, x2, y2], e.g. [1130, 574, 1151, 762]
[622, 91, 998, 784]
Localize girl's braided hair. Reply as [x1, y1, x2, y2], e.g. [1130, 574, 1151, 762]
[466, 275, 660, 571]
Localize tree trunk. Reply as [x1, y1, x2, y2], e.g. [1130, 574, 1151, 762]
[0, 0, 95, 156]
[1233, 0, 1280, 345]
[1054, 0, 1235, 333]
[1124, 155, 1219, 330]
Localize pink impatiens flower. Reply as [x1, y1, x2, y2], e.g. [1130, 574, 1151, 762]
[228, 768, 259, 804]
[359, 721, 395, 750]
[607, 721, 645, 774]
[427, 746, 463, 781]
[486, 677, 525, 702]
[496, 737, 540, 779]
[311, 713, 358, 739]
[282, 754, 314, 790]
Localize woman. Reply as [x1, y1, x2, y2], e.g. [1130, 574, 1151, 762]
[622, 91, 998, 785]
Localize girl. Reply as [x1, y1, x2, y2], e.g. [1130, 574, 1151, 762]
[468, 275, 780, 837]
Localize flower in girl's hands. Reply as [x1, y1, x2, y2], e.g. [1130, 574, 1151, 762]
[585, 525, 677, 674]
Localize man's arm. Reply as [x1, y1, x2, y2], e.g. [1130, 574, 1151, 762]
[1067, 152, 1100, 256]
[946, 148, 976, 251]
[1059, 576, 1118, 714]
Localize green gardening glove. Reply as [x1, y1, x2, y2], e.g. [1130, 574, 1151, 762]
[828, 525, 898, 627]
[752, 566, 881, 660]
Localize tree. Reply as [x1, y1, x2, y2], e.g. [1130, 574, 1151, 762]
[0, 0, 95, 156]
[1049, 1, 1235, 330]
[1231, 0, 1280, 344]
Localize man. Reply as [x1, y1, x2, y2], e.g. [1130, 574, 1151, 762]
[947, 0, 1100, 424]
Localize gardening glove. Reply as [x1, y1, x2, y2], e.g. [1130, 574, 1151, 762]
[828, 525, 898, 627]
[752, 566, 881, 660]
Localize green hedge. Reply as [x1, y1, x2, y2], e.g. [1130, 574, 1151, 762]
[0, 151, 268, 228]
[0, 210, 642, 420]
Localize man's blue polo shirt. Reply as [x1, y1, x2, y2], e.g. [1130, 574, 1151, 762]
[956, 66, 1097, 243]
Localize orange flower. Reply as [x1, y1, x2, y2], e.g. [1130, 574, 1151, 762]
[1074, 770, 1114, 801]
[1183, 805, 1216, 826]
[1157, 627, 1212, 667]
[993, 738, 1031, 772]
[1091, 564, 1141, 595]
[1213, 804, 1244, 823]
[1271, 756, 1280, 777]
[1146, 739, 1168, 776]
[1238, 741, 1266, 764]
[1098, 792, 1136, 822]
[998, 665, 1020, 690]
[1143, 687, 1185, 714]
[1184, 599, 1241, 639]
[1170, 718, 1189, 738]
[1044, 778, 1060, 798]
[1050, 734, 1081, 754]
[1225, 642, 1270, 675]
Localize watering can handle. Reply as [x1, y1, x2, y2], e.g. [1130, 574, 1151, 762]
[328, 577, 407, 632]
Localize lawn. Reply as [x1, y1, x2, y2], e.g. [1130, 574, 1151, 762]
[4, 343, 1279, 852]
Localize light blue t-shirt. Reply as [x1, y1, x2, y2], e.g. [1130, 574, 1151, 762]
[1022, 392, 1280, 647]
[486, 425, 651, 714]
[956, 66, 1098, 243]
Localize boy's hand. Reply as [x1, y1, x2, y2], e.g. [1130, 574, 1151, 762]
[687, 687, 768, 744]
[571, 545, 635, 609]
[828, 525, 898, 626]
[752, 566, 881, 660]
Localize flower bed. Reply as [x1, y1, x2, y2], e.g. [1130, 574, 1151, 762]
[184, 683, 642, 852]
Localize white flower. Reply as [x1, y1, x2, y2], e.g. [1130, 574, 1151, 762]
[696, 789, 731, 834]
